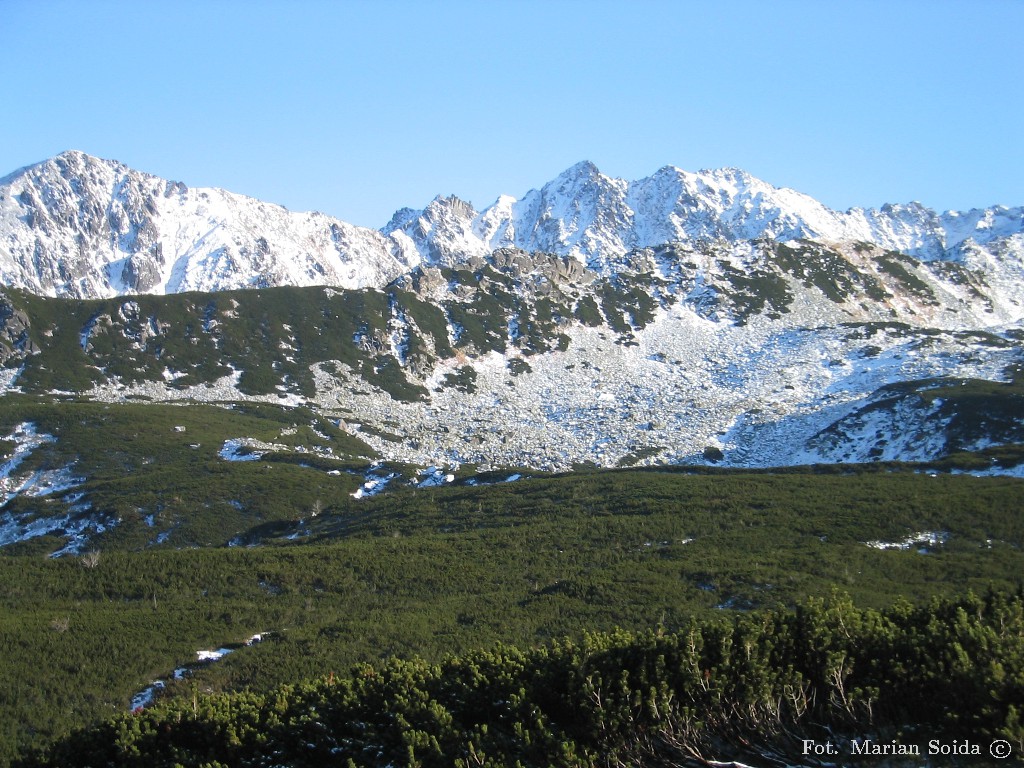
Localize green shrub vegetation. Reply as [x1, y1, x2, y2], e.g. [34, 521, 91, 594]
[2, 270, 1024, 765]
[0, 396, 384, 554]
[18, 589, 1024, 767]
[718, 265, 793, 322]
[874, 252, 939, 304]
[1, 464, 1023, 765]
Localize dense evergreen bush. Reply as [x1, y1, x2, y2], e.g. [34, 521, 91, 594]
[20, 590, 1024, 767]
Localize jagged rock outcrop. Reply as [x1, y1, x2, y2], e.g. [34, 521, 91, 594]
[0, 294, 35, 364]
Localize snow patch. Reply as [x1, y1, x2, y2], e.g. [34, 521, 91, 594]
[416, 466, 456, 488]
[218, 439, 268, 461]
[129, 633, 271, 711]
[864, 530, 950, 552]
[352, 471, 399, 499]
[196, 648, 233, 662]
[130, 681, 165, 712]
[0, 422, 104, 553]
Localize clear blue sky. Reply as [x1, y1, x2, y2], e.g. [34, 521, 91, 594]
[4, 0, 1022, 228]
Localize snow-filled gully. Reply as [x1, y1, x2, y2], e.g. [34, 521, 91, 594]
[130, 633, 268, 712]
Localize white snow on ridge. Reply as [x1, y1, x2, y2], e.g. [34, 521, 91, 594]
[0, 151, 419, 299]
[387, 161, 1024, 276]
[3, 151, 1023, 301]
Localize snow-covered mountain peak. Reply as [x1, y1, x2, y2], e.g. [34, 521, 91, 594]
[383, 194, 489, 266]
[420, 162, 1024, 271]
[1, 152, 1023, 303]
[4, 149, 110, 179]
[4, 150, 174, 202]
[383, 206, 421, 233]
[0, 151, 415, 298]
[556, 159, 604, 180]
[424, 194, 477, 219]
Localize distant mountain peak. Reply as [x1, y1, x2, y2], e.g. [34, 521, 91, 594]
[426, 194, 476, 217]
[0, 153, 1022, 300]
[562, 159, 602, 176]
[0, 151, 413, 298]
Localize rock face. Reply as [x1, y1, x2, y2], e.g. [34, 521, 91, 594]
[0, 296, 35, 364]
[0, 151, 417, 298]
[2, 151, 1023, 302]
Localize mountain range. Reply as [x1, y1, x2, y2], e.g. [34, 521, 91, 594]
[1, 150, 1023, 525]
[3, 150, 1023, 301]
[6, 151, 1024, 768]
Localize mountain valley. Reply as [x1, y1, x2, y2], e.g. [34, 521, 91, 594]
[1, 152, 1024, 556]
[2, 152, 1024, 766]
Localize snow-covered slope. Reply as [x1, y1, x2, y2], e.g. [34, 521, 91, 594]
[2, 151, 1022, 302]
[385, 162, 1023, 323]
[0, 151, 418, 298]
[1, 241, 1020, 474]
[387, 160, 1024, 286]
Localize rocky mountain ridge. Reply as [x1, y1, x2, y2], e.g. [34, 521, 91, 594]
[2, 151, 1023, 303]
[0, 151, 417, 298]
[1, 238, 1021, 474]
[386, 160, 1024, 272]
